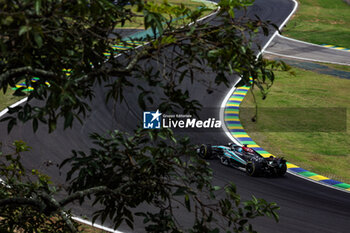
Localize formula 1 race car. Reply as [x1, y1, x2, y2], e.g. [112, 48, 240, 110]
[197, 143, 287, 177]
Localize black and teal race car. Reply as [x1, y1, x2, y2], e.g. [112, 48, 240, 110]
[197, 143, 287, 177]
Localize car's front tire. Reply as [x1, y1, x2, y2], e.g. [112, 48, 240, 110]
[220, 156, 229, 166]
[198, 144, 212, 159]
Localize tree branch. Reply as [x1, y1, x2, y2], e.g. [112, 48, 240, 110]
[109, 48, 151, 74]
[39, 193, 77, 232]
[0, 66, 58, 81]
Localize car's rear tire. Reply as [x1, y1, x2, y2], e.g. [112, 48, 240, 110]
[199, 144, 212, 159]
[246, 160, 262, 177]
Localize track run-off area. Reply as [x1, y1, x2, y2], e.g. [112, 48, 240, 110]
[1, 0, 350, 232]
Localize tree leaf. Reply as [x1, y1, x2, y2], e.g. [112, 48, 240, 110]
[34, 33, 43, 48]
[35, 0, 42, 15]
[19, 25, 32, 36]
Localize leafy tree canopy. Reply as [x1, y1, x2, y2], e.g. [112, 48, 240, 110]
[0, 0, 288, 232]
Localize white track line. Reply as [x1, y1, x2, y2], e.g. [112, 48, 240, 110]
[219, 79, 243, 146]
[264, 50, 350, 66]
[220, 0, 297, 174]
[220, 0, 299, 144]
[276, 34, 350, 52]
[72, 217, 125, 233]
[0, 97, 28, 118]
[258, 0, 298, 57]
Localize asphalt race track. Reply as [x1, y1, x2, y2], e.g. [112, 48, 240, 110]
[265, 35, 350, 66]
[1, 0, 350, 232]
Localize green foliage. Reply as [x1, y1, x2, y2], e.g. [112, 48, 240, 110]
[0, 133, 279, 232]
[0, 141, 80, 232]
[0, 0, 287, 232]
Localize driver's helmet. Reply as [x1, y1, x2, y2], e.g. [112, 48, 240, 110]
[237, 147, 243, 153]
[243, 145, 254, 153]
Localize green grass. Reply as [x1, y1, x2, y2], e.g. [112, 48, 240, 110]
[283, 0, 350, 48]
[240, 66, 350, 183]
[0, 90, 24, 112]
